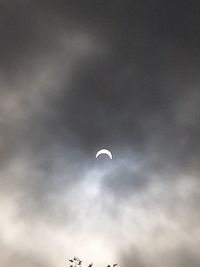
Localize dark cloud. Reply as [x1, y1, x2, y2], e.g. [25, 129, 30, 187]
[0, 1, 200, 266]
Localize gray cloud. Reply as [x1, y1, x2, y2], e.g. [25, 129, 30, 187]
[0, 1, 200, 267]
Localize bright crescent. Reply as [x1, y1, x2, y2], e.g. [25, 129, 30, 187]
[96, 149, 112, 159]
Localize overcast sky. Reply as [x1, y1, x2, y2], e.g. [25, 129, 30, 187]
[0, 1, 200, 267]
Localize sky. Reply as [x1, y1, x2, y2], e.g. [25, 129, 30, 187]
[0, 1, 200, 267]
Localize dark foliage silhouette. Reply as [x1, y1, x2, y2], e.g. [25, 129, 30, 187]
[68, 257, 118, 267]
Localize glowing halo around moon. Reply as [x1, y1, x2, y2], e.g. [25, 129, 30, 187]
[96, 149, 113, 160]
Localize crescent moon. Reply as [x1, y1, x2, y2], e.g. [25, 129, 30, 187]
[96, 149, 113, 159]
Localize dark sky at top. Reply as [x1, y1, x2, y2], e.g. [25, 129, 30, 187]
[0, 1, 200, 267]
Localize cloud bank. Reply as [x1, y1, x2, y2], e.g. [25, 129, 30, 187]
[0, 1, 200, 266]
